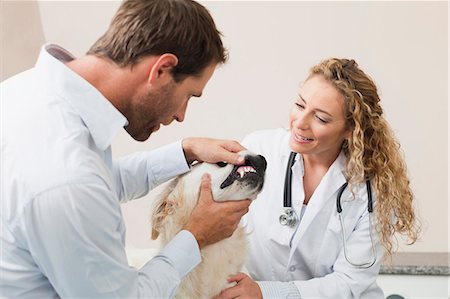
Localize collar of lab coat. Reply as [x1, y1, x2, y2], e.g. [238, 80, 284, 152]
[281, 132, 347, 256]
[35, 44, 128, 151]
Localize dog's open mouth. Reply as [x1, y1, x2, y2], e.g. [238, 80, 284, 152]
[220, 155, 267, 189]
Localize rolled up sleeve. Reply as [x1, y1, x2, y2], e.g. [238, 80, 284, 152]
[112, 141, 191, 203]
[23, 182, 200, 298]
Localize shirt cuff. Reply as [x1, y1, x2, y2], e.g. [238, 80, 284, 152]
[257, 281, 301, 299]
[155, 230, 201, 278]
[147, 141, 191, 185]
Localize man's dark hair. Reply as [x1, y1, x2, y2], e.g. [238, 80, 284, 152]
[88, 0, 228, 82]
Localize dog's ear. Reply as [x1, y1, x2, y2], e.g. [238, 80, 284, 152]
[151, 178, 180, 240]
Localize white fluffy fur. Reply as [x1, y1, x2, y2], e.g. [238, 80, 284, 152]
[149, 150, 265, 299]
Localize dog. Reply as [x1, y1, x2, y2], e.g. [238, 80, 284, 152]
[150, 150, 266, 299]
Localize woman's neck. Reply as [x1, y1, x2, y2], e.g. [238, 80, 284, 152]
[301, 150, 341, 204]
[302, 149, 341, 171]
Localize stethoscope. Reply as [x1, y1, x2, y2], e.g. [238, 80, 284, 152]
[279, 152, 377, 269]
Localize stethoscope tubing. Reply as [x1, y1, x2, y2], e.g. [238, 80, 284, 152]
[280, 151, 377, 269]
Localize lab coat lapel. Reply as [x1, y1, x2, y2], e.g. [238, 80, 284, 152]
[288, 152, 347, 261]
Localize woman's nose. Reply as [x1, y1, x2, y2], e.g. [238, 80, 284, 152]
[293, 112, 310, 130]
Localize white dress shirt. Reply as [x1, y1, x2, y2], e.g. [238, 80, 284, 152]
[1, 44, 201, 298]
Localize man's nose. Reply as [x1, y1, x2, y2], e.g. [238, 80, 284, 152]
[174, 103, 188, 122]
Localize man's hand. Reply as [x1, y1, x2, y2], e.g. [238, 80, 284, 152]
[215, 273, 262, 299]
[183, 173, 251, 248]
[182, 138, 246, 165]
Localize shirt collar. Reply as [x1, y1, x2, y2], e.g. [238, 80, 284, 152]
[35, 44, 128, 150]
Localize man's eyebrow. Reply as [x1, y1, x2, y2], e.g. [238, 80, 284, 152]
[298, 94, 333, 117]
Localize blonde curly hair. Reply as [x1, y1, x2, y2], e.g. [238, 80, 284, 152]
[308, 58, 420, 256]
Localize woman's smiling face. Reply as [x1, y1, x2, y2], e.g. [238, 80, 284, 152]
[289, 75, 351, 162]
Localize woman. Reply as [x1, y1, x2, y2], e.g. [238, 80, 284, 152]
[217, 58, 420, 298]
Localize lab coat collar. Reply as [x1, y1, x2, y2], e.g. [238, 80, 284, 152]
[287, 150, 347, 260]
[35, 44, 128, 151]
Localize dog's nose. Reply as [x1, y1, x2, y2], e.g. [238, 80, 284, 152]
[245, 154, 267, 172]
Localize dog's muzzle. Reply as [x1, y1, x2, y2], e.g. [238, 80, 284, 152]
[220, 154, 267, 189]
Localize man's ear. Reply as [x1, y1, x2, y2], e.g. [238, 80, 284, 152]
[148, 53, 178, 86]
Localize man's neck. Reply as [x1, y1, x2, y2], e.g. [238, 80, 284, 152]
[65, 55, 138, 116]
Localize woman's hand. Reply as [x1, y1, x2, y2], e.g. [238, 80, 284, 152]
[182, 138, 246, 165]
[215, 272, 262, 299]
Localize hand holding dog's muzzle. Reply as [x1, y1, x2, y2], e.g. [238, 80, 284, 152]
[183, 173, 251, 249]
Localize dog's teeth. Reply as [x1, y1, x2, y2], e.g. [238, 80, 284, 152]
[245, 166, 256, 173]
[237, 166, 256, 178]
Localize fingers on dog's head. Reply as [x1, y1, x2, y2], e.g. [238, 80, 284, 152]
[222, 151, 245, 165]
[201, 173, 211, 189]
[198, 173, 213, 202]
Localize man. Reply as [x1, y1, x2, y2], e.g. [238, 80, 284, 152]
[0, 0, 251, 297]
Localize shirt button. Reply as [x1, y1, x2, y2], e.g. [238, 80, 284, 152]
[296, 201, 301, 205]
[289, 266, 296, 272]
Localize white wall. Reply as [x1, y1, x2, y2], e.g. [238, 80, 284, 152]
[0, 0, 45, 81]
[4, 1, 448, 253]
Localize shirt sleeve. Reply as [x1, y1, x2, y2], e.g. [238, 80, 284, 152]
[257, 281, 302, 298]
[112, 141, 191, 203]
[23, 182, 200, 298]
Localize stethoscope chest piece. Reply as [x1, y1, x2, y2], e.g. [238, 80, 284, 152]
[279, 207, 298, 227]
[279, 152, 299, 228]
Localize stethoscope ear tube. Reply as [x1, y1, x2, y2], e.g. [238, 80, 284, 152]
[366, 180, 373, 213]
[337, 181, 374, 214]
[336, 182, 348, 214]
[283, 152, 297, 208]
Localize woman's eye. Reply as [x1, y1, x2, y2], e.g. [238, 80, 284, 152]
[295, 103, 305, 109]
[216, 162, 228, 167]
[316, 116, 329, 124]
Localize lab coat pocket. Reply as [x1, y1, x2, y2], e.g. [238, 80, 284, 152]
[267, 219, 293, 266]
[324, 215, 345, 251]
[322, 213, 360, 256]
[327, 214, 343, 235]
[312, 215, 344, 273]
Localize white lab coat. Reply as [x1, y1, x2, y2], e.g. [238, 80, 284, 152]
[242, 129, 385, 299]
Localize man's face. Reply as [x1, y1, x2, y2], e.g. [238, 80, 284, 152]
[125, 63, 216, 141]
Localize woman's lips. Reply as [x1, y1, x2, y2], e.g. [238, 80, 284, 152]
[293, 133, 314, 144]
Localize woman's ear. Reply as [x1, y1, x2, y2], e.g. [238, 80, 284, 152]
[344, 129, 352, 140]
[148, 53, 178, 85]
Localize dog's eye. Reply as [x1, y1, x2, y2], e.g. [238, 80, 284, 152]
[216, 162, 228, 168]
